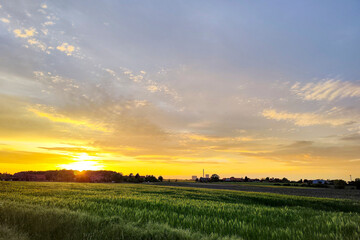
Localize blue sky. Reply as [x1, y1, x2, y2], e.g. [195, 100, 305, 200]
[0, 0, 359, 179]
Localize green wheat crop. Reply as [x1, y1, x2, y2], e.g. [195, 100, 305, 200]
[0, 182, 359, 240]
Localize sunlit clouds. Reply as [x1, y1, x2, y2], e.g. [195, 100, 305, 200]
[0, 17, 9, 23]
[56, 43, 75, 56]
[262, 108, 357, 127]
[0, 1, 359, 179]
[13, 28, 36, 38]
[291, 79, 360, 101]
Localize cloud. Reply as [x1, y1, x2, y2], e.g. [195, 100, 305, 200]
[28, 106, 110, 133]
[341, 133, 360, 141]
[291, 79, 360, 101]
[38, 146, 99, 155]
[0, 93, 111, 143]
[0, 18, 10, 23]
[147, 85, 158, 92]
[0, 94, 77, 141]
[262, 109, 355, 126]
[13, 28, 36, 38]
[43, 21, 55, 26]
[41, 4, 47, 9]
[104, 68, 116, 77]
[120, 68, 181, 101]
[0, 150, 70, 164]
[56, 43, 75, 56]
[41, 29, 48, 35]
[27, 39, 47, 51]
[241, 140, 360, 169]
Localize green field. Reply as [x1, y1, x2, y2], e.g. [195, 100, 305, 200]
[0, 182, 359, 240]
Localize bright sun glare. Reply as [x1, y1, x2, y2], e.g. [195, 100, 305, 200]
[58, 153, 102, 171]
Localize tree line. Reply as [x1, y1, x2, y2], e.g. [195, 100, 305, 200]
[0, 170, 163, 183]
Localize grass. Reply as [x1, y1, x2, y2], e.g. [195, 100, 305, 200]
[0, 182, 359, 240]
[0, 225, 28, 240]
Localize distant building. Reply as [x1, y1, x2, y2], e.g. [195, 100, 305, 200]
[199, 177, 210, 182]
[192, 176, 197, 180]
[205, 174, 209, 178]
[312, 179, 327, 184]
[230, 177, 243, 182]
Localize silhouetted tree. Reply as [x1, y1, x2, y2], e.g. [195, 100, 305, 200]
[145, 175, 158, 182]
[210, 174, 220, 182]
[158, 176, 163, 182]
[134, 173, 143, 183]
[282, 177, 289, 183]
[334, 179, 346, 189]
[112, 172, 123, 183]
[57, 170, 75, 182]
[355, 178, 360, 190]
[75, 172, 90, 182]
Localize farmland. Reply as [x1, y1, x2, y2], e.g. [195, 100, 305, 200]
[153, 182, 360, 200]
[0, 182, 359, 240]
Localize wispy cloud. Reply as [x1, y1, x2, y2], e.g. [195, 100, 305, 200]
[13, 28, 36, 38]
[291, 79, 360, 101]
[340, 133, 360, 141]
[262, 108, 356, 126]
[28, 106, 110, 133]
[27, 38, 47, 51]
[43, 21, 55, 26]
[0, 18, 10, 23]
[242, 140, 360, 168]
[56, 43, 75, 56]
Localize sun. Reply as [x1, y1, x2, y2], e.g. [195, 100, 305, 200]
[58, 153, 103, 171]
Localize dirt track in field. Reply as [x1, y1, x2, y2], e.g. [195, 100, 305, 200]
[151, 182, 360, 200]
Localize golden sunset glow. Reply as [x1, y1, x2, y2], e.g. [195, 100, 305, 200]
[57, 153, 103, 171]
[0, 1, 359, 180]
[58, 160, 102, 171]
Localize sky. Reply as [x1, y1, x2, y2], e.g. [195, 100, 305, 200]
[0, 0, 359, 180]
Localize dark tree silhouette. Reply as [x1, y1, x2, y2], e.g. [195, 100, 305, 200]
[210, 174, 220, 182]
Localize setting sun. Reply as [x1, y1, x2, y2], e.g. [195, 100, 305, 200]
[58, 153, 102, 171]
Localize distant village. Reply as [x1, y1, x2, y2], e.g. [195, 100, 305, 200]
[194, 172, 360, 189]
[0, 170, 359, 189]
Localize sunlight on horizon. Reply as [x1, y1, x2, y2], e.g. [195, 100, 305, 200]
[58, 153, 103, 171]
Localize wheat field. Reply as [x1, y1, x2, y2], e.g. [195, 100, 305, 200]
[0, 182, 359, 240]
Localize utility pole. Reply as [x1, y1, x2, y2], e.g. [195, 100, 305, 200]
[350, 175, 352, 181]
[203, 169, 204, 178]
